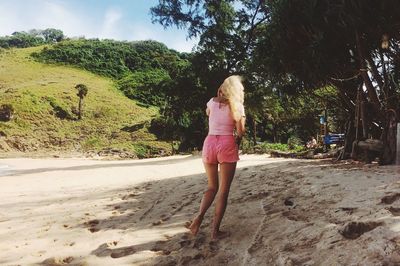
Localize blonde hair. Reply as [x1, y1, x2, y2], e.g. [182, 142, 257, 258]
[217, 75, 245, 121]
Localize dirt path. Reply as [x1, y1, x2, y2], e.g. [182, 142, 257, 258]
[0, 156, 399, 265]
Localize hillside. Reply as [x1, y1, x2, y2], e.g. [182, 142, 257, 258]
[0, 47, 171, 158]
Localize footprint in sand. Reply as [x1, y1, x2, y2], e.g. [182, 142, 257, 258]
[208, 240, 219, 252]
[92, 242, 135, 258]
[179, 239, 192, 248]
[152, 220, 163, 226]
[150, 240, 172, 255]
[161, 215, 171, 222]
[143, 183, 152, 191]
[41, 256, 75, 265]
[192, 232, 206, 248]
[121, 193, 138, 200]
[381, 193, 400, 204]
[110, 246, 136, 258]
[284, 197, 294, 206]
[180, 256, 194, 265]
[339, 221, 383, 239]
[387, 206, 400, 216]
[85, 219, 100, 233]
[339, 207, 358, 215]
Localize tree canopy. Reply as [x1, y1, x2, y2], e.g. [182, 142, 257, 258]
[0, 28, 65, 48]
[151, 0, 400, 163]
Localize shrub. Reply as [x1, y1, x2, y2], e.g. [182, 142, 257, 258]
[287, 136, 303, 150]
[241, 139, 304, 154]
[0, 104, 14, 121]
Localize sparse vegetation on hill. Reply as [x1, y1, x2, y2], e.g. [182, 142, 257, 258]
[0, 47, 171, 158]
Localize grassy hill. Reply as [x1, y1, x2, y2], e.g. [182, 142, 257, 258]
[0, 47, 171, 158]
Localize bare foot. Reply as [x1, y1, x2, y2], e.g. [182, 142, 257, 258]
[211, 230, 230, 240]
[188, 216, 202, 236]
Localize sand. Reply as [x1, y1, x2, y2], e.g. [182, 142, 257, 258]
[0, 155, 399, 265]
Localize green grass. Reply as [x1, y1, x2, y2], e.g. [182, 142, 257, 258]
[0, 47, 171, 157]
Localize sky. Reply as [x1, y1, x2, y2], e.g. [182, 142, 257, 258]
[0, 0, 198, 52]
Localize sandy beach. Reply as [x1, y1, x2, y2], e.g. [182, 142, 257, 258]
[0, 155, 399, 265]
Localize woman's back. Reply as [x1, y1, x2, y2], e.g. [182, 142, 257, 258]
[207, 97, 236, 136]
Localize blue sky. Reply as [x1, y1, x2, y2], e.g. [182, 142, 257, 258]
[0, 0, 198, 52]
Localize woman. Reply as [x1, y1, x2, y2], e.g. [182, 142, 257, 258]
[189, 75, 246, 240]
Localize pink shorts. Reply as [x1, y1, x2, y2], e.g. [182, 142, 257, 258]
[202, 135, 239, 164]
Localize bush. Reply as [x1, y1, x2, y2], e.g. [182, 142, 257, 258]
[241, 139, 304, 154]
[149, 117, 175, 140]
[287, 136, 303, 150]
[0, 104, 14, 121]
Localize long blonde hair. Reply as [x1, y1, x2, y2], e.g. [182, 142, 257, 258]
[217, 75, 245, 121]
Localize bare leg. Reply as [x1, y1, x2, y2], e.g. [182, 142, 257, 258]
[189, 163, 219, 236]
[212, 162, 236, 240]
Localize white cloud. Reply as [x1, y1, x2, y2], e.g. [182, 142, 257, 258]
[99, 8, 123, 39]
[0, 0, 94, 38]
[0, 0, 198, 52]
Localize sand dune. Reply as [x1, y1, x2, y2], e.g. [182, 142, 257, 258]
[0, 155, 399, 265]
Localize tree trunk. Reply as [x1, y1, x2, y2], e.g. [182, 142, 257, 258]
[78, 98, 83, 120]
[355, 31, 382, 114]
[253, 119, 257, 145]
[380, 110, 397, 165]
[338, 120, 355, 160]
[272, 123, 278, 143]
[330, 80, 356, 112]
[360, 101, 368, 138]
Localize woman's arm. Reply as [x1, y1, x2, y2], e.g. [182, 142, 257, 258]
[206, 107, 210, 116]
[235, 116, 246, 145]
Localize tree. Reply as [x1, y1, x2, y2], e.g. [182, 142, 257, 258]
[41, 28, 64, 43]
[0, 29, 65, 48]
[151, 0, 270, 77]
[75, 84, 88, 120]
[151, 0, 325, 146]
[255, 0, 400, 164]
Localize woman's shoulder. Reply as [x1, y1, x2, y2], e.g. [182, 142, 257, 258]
[206, 97, 214, 108]
[207, 97, 219, 105]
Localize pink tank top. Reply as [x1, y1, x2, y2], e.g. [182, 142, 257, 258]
[207, 98, 245, 135]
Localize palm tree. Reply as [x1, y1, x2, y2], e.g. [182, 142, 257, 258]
[75, 84, 88, 120]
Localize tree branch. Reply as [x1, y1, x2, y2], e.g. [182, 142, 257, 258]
[355, 30, 382, 110]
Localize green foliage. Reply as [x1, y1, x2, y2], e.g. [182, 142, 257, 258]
[256, 0, 400, 132]
[32, 39, 186, 79]
[75, 83, 89, 120]
[150, 0, 327, 148]
[241, 140, 304, 154]
[287, 136, 302, 150]
[41, 28, 64, 43]
[83, 136, 104, 150]
[117, 69, 170, 105]
[0, 29, 64, 48]
[32, 37, 208, 151]
[0, 47, 171, 157]
[75, 84, 88, 98]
